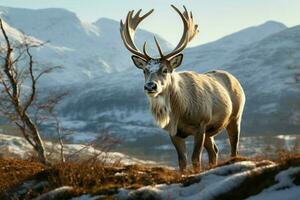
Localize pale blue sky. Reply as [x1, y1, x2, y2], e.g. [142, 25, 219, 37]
[1, 0, 299, 46]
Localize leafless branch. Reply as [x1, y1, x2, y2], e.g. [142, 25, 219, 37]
[23, 44, 36, 112]
[0, 19, 62, 164]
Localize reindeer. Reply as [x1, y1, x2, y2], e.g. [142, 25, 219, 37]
[120, 5, 245, 172]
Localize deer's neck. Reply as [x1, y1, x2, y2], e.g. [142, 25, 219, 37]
[148, 72, 184, 129]
[149, 93, 171, 129]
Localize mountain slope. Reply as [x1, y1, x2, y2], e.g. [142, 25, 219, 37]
[182, 21, 287, 71]
[0, 6, 172, 86]
[1, 5, 299, 137]
[59, 21, 300, 137]
[225, 25, 300, 132]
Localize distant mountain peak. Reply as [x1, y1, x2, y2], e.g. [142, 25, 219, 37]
[187, 20, 287, 56]
[0, 6, 77, 16]
[94, 17, 118, 26]
[216, 20, 287, 46]
[93, 17, 119, 32]
[261, 20, 287, 28]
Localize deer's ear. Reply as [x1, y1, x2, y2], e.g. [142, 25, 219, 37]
[169, 54, 183, 69]
[131, 56, 147, 69]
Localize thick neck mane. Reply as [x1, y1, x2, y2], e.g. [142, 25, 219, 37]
[148, 72, 186, 132]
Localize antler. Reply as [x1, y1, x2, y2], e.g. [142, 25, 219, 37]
[155, 5, 199, 60]
[120, 9, 154, 60]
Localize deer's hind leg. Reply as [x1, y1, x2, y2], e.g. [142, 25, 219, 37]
[226, 118, 241, 157]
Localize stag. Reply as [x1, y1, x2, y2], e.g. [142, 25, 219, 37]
[120, 5, 245, 172]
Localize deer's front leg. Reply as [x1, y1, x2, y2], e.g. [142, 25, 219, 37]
[192, 125, 206, 173]
[170, 135, 187, 172]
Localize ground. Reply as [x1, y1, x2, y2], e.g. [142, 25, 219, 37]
[0, 153, 300, 200]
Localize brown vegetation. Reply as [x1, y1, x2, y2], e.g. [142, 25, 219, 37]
[0, 158, 182, 199]
[0, 158, 44, 193]
[0, 152, 300, 199]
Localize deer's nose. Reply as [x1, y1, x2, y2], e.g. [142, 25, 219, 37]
[144, 82, 157, 92]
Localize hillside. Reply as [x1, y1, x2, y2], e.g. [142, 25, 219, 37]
[0, 133, 299, 200]
[0, 6, 172, 86]
[0, 4, 300, 200]
[183, 21, 287, 70]
[58, 21, 300, 138]
[0, 5, 299, 140]
[0, 153, 300, 200]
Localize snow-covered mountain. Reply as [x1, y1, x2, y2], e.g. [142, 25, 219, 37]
[0, 6, 172, 86]
[58, 20, 300, 137]
[0, 5, 299, 139]
[183, 21, 287, 70]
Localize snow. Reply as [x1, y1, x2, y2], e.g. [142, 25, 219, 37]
[0, 19, 42, 44]
[115, 160, 278, 200]
[276, 135, 299, 151]
[1, 134, 299, 199]
[34, 186, 74, 200]
[246, 167, 300, 200]
[71, 194, 103, 200]
[276, 135, 297, 140]
[66, 132, 98, 143]
[54, 17, 300, 141]
[0, 6, 173, 86]
[0, 134, 33, 159]
[183, 21, 287, 70]
[1, 4, 299, 178]
[0, 133, 156, 165]
[247, 186, 300, 200]
[60, 119, 88, 129]
[115, 162, 300, 200]
[87, 109, 154, 123]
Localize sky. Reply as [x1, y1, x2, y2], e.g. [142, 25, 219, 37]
[0, 0, 299, 47]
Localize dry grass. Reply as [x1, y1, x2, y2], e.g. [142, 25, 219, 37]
[0, 158, 44, 193]
[0, 159, 183, 199]
[0, 152, 300, 199]
[47, 162, 183, 195]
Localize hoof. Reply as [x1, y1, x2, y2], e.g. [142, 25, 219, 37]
[192, 163, 201, 173]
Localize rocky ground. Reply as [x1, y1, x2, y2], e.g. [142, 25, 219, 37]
[0, 154, 300, 199]
[0, 134, 300, 200]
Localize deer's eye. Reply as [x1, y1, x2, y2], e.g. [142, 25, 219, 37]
[162, 69, 168, 74]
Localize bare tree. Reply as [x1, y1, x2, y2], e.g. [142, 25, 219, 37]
[0, 19, 62, 164]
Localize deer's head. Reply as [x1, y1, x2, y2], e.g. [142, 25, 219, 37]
[120, 5, 198, 97]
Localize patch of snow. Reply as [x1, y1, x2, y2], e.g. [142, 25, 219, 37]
[0, 6, 173, 86]
[34, 186, 73, 200]
[66, 131, 98, 143]
[0, 134, 33, 159]
[276, 135, 297, 140]
[116, 161, 277, 200]
[155, 144, 173, 150]
[115, 172, 126, 176]
[247, 166, 300, 200]
[60, 119, 87, 129]
[276, 135, 299, 151]
[71, 194, 102, 200]
[0, 133, 156, 165]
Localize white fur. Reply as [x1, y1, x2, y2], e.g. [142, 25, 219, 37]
[147, 60, 160, 73]
[148, 95, 171, 129]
